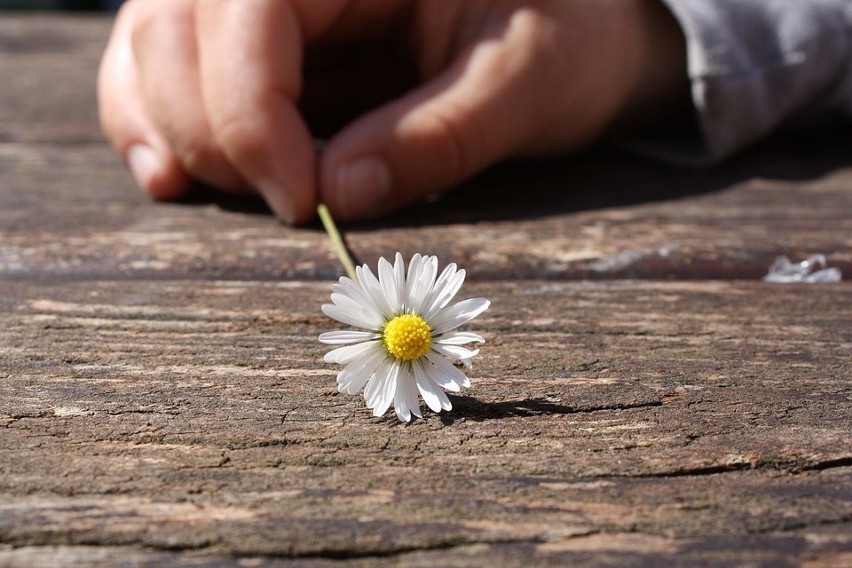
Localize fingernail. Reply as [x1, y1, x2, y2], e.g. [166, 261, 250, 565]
[255, 177, 295, 224]
[127, 144, 160, 191]
[335, 157, 392, 219]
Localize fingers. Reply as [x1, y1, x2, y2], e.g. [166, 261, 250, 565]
[130, 0, 248, 194]
[102, 0, 317, 221]
[98, 0, 191, 200]
[195, 0, 317, 224]
[319, 16, 549, 221]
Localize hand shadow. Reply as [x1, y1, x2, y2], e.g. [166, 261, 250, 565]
[187, 127, 852, 227]
[356, 127, 852, 229]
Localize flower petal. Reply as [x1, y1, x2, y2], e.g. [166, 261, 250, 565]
[318, 330, 379, 345]
[414, 360, 452, 412]
[432, 343, 480, 361]
[331, 292, 385, 328]
[357, 263, 396, 319]
[435, 331, 485, 345]
[373, 361, 399, 417]
[408, 255, 438, 315]
[332, 277, 382, 320]
[363, 358, 399, 417]
[330, 292, 385, 329]
[393, 367, 420, 422]
[426, 351, 471, 390]
[378, 256, 402, 312]
[422, 266, 465, 321]
[337, 346, 386, 395]
[393, 252, 406, 305]
[364, 359, 391, 408]
[403, 253, 422, 310]
[430, 298, 491, 334]
[323, 341, 377, 365]
[322, 303, 381, 330]
[406, 383, 423, 419]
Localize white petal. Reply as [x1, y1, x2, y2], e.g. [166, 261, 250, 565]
[433, 263, 458, 293]
[406, 253, 423, 280]
[422, 267, 465, 321]
[435, 332, 485, 345]
[414, 361, 452, 413]
[357, 264, 396, 319]
[337, 347, 386, 395]
[393, 253, 406, 306]
[432, 343, 480, 361]
[430, 298, 491, 334]
[403, 253, 423, 310]
[331, 274, 359, 295]
[378, 256, 402, 311]
[407, 387, 422, 419]
[318, 330, 379, 345]
[393, 368, 419, 422]
[408, 256, 438, 315]
[332, 277, 383, 320]
[364, 359, 392, 408]
[322, 303, 382, 330]
[331, 275, 361, 299]
[330, 292, 385, 329]
[373, 362, 399, 417]
[404, 254, 430, 312]
[323, 341, 377, 365]
[426, 351, 471, 390]
[420, 263, 458, 311]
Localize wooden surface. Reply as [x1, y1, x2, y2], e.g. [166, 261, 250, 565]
[1, 14, 851, 567]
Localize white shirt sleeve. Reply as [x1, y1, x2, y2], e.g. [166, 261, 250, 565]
[642, 0, 852, 165]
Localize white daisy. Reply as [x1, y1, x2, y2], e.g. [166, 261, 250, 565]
[319, 253, 490, 422]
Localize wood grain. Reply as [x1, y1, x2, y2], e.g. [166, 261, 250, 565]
[2, 280, 850, 565]
[0, 14, 850, 567]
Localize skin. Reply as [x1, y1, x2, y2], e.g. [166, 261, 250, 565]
[98, 0, 688, 224]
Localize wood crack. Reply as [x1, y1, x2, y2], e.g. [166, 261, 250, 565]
[800, 456, 852, 472]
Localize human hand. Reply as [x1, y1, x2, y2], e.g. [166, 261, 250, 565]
[98, 0, 686, 224]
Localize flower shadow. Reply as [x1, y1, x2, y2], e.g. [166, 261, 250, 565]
[438, 395, 582, 425]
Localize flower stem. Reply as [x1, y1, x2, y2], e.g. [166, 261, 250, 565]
[317, 203, 357, 281]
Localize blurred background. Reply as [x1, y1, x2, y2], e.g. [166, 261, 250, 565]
[0, 1, 122, 9]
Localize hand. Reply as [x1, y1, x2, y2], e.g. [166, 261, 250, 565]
[98, 0, 687, 224]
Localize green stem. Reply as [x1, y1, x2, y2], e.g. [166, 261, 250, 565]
[317, 203, 357, 281]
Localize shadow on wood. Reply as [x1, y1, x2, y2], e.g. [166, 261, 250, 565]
[187, 130, 852, 231]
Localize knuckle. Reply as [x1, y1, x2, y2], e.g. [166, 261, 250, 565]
[172, 137, 214, 177]
[130, 0, 192, 53]
[416, 105, 484, 182]
[168, 128, 244, 190]
[210, 111, 268, 165]
[128, 3, 158, 52]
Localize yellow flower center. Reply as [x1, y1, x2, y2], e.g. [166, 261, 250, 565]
[383, 314, 432, 361]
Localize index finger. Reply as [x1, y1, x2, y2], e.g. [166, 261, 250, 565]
[195, 0, 316, 223]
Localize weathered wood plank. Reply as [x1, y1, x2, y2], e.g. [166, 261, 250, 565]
[0, 15, 107, 144]
[1, 280, 850, 565]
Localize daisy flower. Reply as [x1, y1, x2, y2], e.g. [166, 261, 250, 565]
[319, 253, 490, 422]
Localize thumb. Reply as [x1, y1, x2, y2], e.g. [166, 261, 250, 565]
[319, 40, 548, 221]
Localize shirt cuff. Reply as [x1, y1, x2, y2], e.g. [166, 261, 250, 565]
[637, 0, 852, 166]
